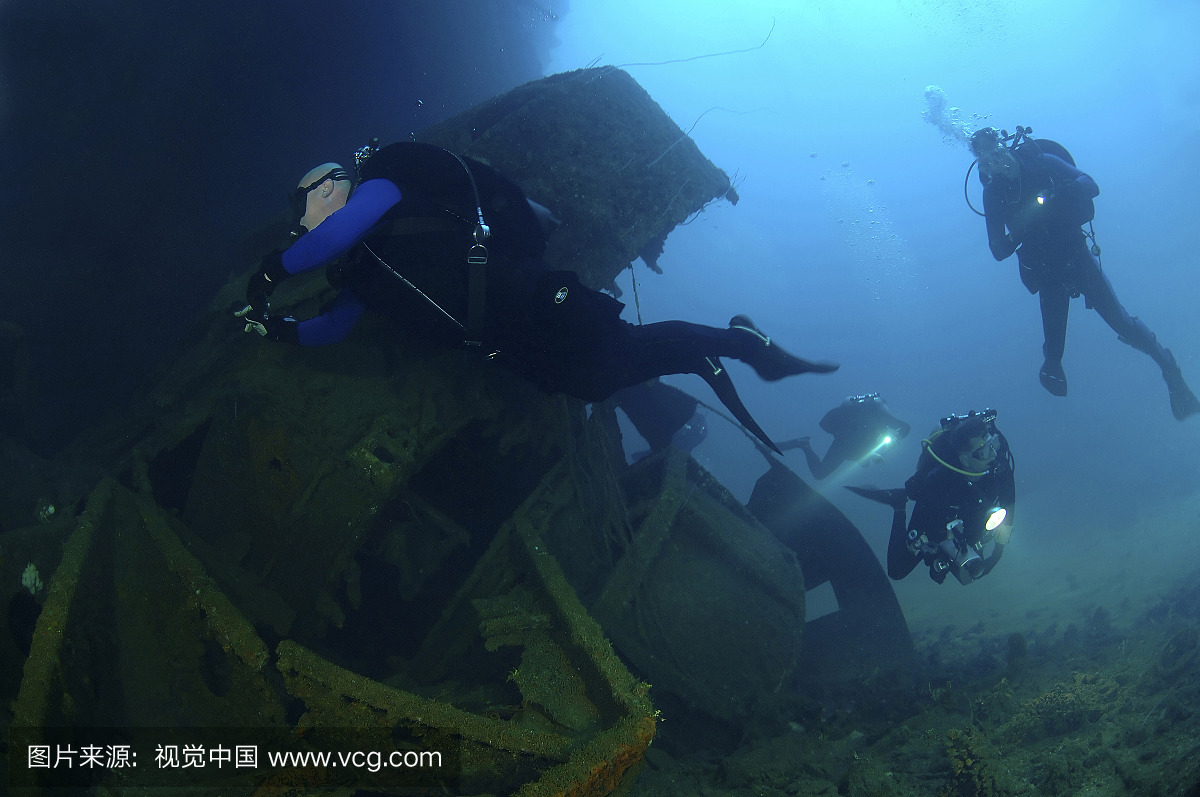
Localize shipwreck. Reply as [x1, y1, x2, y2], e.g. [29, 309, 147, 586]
[0, 68, 910, 795]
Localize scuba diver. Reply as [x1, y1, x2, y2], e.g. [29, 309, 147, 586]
[847, 409, 1014, 585]
[967, 126, 1199, 420]
[778, 393, 911, 480]
[236, 141, 839, 453]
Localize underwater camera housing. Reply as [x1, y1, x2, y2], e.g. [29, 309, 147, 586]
[932, 519, 984, 585]
[909, 517, 992, 585]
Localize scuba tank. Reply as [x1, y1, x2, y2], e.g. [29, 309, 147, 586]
[964, 126, 1101, 258]
[965, 125, 1077, 214]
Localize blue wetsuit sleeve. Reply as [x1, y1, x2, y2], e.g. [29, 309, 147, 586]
[282, 179, 403, 274]
[295, 289, 366, 346]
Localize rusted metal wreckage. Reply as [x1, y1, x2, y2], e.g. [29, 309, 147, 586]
[1, 68, 910, 794]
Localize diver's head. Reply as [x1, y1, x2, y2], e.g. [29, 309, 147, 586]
[970, 128, 1017, 184]
[969, 127, 1002, 158]
[935, 416, 996, 472]
[292, 163, 354, 231]
[955, 419, 999, 472]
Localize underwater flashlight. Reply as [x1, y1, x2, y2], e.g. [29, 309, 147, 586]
[985, 507, 1007, 532]
[862, 434, 895, 463]
[1036, 194, 1046, 205]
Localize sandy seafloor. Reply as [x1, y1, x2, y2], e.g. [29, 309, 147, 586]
[626, 492, 1200, 796]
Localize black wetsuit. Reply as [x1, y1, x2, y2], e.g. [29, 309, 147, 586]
[980, 141, 1174, 382]
[887, 436, 1015, 582]
[333, 144, 761, 399]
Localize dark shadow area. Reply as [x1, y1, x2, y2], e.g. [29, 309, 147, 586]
[0, 1, 558, 454]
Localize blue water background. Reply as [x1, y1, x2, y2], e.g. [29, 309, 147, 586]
[546, 2, 1200, 606]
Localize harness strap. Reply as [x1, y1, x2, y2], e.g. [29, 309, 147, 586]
[364, 148, 494, 348]
[465, 257, 486, 347]
[449, 150, 491, 347]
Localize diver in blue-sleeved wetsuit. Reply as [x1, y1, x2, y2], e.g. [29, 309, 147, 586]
[969, 127, 1199, 420]
[237, 141, 840, 453]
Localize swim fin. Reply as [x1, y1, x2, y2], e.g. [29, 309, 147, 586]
[1162, 349, 1200, 421]
[1168, 379, 1200, 421]
[698, 356, 783, 455]
[729, 315, 840, 381]
[1038, 358, 1068, 397]
[845, 485, 908, 511]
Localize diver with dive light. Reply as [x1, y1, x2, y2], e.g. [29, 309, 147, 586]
[778, 393, 911, 480]
[968, 125, 1199, 420]
[847, 409, 1014, 585]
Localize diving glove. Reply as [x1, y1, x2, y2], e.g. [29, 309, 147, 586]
[246, 250, 289, 315]
[237, 311, 299, 344]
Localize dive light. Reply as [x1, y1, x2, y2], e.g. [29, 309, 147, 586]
[984, 506, 1007, 532]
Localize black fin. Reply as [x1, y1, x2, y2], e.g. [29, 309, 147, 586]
[1039, 359, 1068, 397]
[1163, 353, 1200, 421]
[845, 485, 908, 511]
[699, 358, 783, 455]
[1169, 383, 1200, 421]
